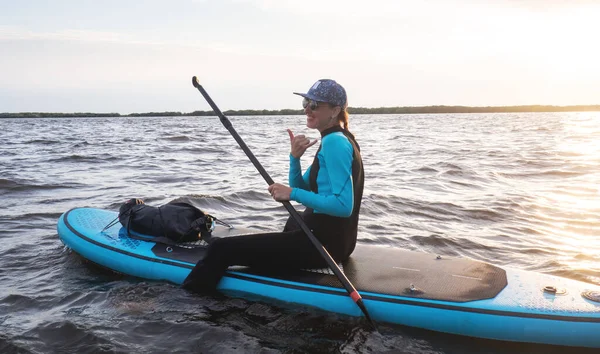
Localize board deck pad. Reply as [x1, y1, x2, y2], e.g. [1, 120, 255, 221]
[152, 225, 507, 303]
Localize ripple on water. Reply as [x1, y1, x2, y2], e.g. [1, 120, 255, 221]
[1, 113, 599, 353]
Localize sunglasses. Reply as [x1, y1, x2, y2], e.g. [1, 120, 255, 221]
[302, 98, 320, 111]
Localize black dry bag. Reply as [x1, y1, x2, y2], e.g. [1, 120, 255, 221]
[118, 198, 215, 245]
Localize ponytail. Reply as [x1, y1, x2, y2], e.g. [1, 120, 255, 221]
[337, 104, 349, 130]
[338, 109, 349, 130]
[327, 102, 350, 130]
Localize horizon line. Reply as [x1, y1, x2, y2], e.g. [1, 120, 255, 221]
[2, 104, 600, 118]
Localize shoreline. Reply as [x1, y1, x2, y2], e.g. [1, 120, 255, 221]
[2, 105, 600, 118]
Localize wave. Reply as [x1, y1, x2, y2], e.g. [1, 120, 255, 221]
[26, 139, 61, 145]
[48, 155, 116, 163]
[0, 178, 18, 188]
[0, 178, 79, 192]
[22, 320, 121, 353]
[1, 212, 64, 222]
[498, 169, 588, 179]
[0, 335, 34, 354]
[160, 135, 191, 142]
[413, 166, 438, 173]
[70, 141, 90, 148]
[0, 294, 45, 312]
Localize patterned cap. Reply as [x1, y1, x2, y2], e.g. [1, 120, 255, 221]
[293, 79, 347, 107]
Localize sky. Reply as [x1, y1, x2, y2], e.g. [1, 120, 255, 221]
[1, 0, 599, 113]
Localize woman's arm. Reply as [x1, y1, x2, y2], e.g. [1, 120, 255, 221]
[289, 154, 311, 190]
[290, 135, 354, 217]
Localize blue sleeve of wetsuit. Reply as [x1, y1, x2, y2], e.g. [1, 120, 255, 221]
[289, 154, 311, 190]
[290, 135, 354, 217]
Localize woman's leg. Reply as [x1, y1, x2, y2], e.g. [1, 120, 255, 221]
[182, 229, 328, 293]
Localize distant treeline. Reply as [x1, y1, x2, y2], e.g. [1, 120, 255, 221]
[348, 105, 600, 114]
[2, 105, 600, 118]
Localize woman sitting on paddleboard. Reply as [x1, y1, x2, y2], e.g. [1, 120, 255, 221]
[183, 79, 364, 292]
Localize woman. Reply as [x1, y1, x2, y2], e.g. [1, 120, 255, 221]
[183, 79, 364, 292]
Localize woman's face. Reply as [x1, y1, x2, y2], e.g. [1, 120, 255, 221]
[303, 98, 339, 132]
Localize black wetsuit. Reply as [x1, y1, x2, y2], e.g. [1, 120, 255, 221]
[182, 126, 364, 292]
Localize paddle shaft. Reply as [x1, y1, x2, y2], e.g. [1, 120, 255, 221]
[191, 76, 376, 330]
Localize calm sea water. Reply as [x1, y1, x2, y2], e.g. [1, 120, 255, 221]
[1, 113, 599, 353]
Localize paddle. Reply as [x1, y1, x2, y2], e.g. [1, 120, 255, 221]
[191, 76, 377, 331]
